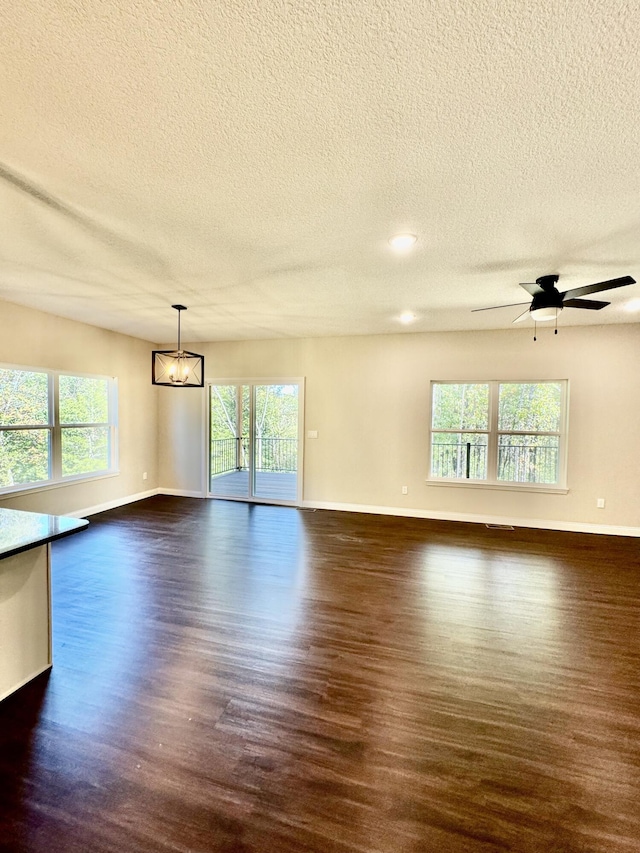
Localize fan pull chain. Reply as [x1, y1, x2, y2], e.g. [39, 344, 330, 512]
[555, 314, 558, 335]
[533, 320, 537, 342]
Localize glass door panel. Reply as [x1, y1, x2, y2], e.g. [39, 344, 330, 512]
[209, 384, 250, 498]
[252, 384, 299, 502]
[208, 381, 301, 504]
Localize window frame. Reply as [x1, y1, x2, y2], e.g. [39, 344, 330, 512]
[427, 380, 569, 492]
[0, 364, 118, 496]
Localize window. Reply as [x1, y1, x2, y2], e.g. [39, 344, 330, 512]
[0, 365, 117, 493]
[429, 381, 567, 488]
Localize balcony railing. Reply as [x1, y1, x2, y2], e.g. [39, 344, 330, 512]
[431, 441, 558, 483]
[211, 437, 298, 476]
[431, 442, 487, 480]
[497, 443, 558, 484]
[210, 437, 239, 476]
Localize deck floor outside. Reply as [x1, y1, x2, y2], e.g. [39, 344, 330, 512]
[209, 470, 298, 501]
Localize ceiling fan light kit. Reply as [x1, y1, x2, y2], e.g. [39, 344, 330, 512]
[530, 305, 562, 322]
[473, 273, 636, 340]
[152, 305, 204, 387]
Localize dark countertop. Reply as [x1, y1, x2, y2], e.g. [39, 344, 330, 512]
[0, 507, 89, 560]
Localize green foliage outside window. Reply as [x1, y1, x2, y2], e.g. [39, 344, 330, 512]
[498, 383, 561, 432]
[0, 369, 50, 488]
[62, 427, 110, 476]
[0, 429, 50, 487]
[431, 381, 565, 485]
[60, 375, 109, 424]
[432, 383, 489, 431]
[59, 376, 111, 476]
[0, 367, 115, 490]
[210, 384, 298, 476]
[0, 368, 49, 425]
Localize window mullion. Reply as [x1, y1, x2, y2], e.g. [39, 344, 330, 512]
[432, 428, 489, 434]
[50, 373, 61, 480]
[498, 430, 561, 437]
[486, 382, 499, 483]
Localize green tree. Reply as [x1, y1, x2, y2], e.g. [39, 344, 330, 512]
[0, 369, 50, 487]
[431, 384, 489, 478]
[59, 376, 110, 476]
[0, 370, 112, 486]
[209, 384, 299, 475]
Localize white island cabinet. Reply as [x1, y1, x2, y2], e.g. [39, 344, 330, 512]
[0, 508, 88, 701]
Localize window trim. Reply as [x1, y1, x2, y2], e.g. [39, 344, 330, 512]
[0, 364, 118, 496]
[427, 380, 569, 491]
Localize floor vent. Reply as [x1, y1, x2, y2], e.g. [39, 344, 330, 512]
[485, 523, 515, 530]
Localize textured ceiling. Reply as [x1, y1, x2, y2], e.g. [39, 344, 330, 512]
[1, 0, 639, 343]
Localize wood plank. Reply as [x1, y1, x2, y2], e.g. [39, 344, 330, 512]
[1, 495, 639, 852]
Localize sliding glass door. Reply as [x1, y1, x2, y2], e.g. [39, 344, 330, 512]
[208, 381, 302, 504]
[209, 383, 250, 499]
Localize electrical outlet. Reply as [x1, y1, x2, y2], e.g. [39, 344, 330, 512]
[143, 472, 148, 481]
[401, 485, 408, 495]
[596, 498, 605, 508]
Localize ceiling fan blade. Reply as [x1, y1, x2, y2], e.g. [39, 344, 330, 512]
[519, 282, 544, 296]
[563, 298, 610, 310]
[513, 308, 532, 323]
[561, 275, 636, 300]
[471, 302, 529, 313]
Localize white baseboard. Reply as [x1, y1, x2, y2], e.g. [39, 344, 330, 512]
[69, 488, 160, 518]
[69, 490, 640, 537]
[157, 487, 206, 498]
[0, 663, 52, 703]
[301, 500, 640, 537]
[70, 487, 207, 518]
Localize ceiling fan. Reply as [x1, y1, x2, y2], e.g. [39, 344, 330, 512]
[473, 274, 637, 326]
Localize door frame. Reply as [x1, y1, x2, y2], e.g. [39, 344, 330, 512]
[205, 377, 305, 506]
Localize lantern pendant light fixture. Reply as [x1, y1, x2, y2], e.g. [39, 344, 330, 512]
[152, 305, 204, 387]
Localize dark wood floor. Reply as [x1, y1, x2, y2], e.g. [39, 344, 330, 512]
[1, 496, 639, 853]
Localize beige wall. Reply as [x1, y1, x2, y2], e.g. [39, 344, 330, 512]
[0, 299, 157, 516]
[2, 296, 637, 532]
[159, 324, 640, 531]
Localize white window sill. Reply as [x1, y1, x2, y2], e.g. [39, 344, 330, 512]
[426, 478, 568, 495]
[0, 471, 120, 500]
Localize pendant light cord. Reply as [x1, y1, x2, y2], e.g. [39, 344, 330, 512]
[171, 304, 187, 353]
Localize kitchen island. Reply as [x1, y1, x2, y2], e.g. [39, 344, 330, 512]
[0, 507, 88, 701]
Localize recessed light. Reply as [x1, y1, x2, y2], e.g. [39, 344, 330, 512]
[623, 298, 640, 313]
[389, 233, 418, 252]
[399, 311, 416, 324]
